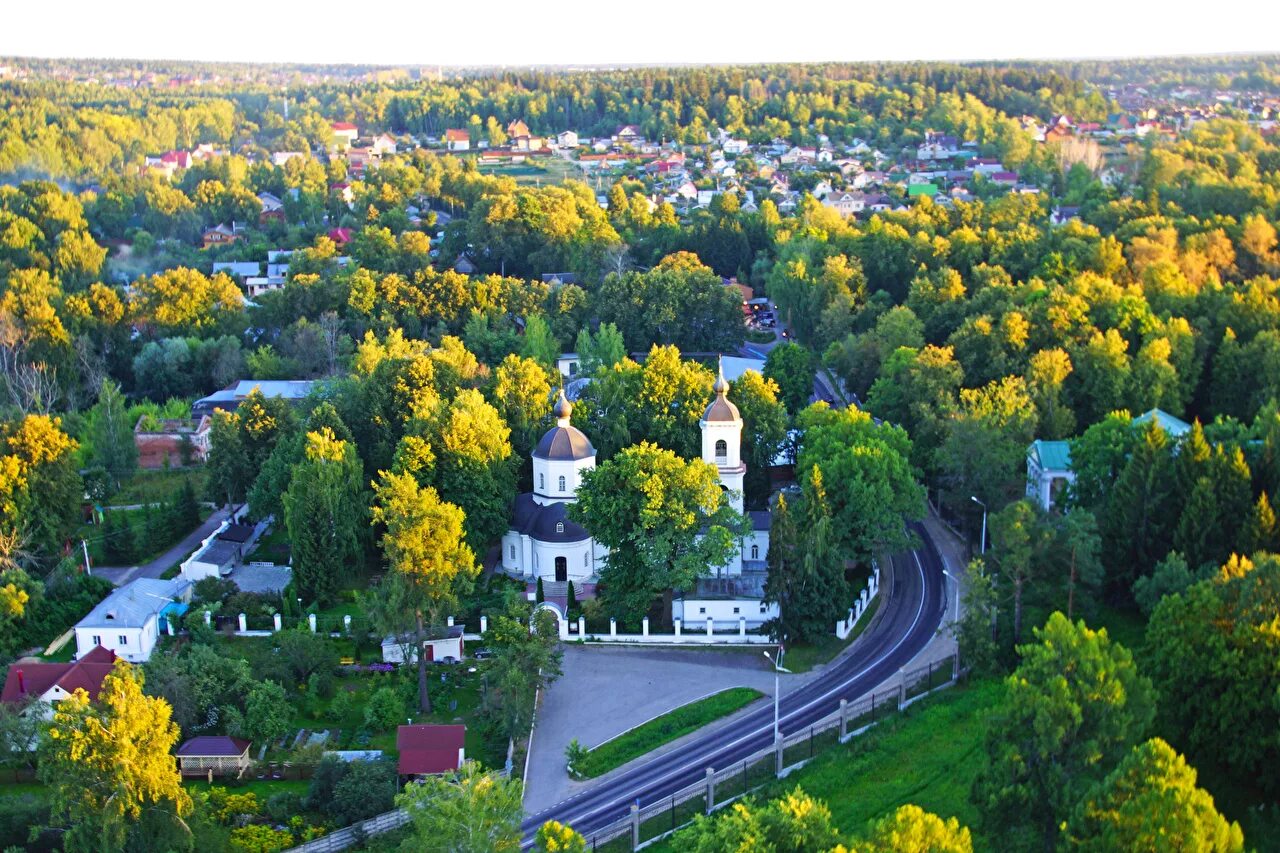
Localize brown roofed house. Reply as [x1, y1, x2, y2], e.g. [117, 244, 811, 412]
[0, 646, 117, 719]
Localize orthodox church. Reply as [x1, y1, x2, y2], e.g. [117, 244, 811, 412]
[501, 363, 773, 623]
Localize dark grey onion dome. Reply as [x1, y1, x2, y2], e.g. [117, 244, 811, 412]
[512, 493, 591, 542]
[703, 357, 740, 423]
[534, 388, 594, 460]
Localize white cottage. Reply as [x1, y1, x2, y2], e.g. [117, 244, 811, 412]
[74, 577, 191, 663]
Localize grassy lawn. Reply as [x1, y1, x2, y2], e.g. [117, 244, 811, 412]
[245, 523, 291, 564]
[644, 678, 998, 853]
[783, 596, 881, 674]
[111, 467, 208, 506]
[185, 778, 310, 799]
[0, 782, 46, 798]
[575, 688, 764, 779]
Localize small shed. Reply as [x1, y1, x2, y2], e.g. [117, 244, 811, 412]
[396, 725, 465, 777]
[176, 736, 252, 778]
[382, 626, 464, 665]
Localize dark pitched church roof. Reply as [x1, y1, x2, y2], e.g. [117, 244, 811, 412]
[533, 426, 595, 461]
[512, 493, 591, 543]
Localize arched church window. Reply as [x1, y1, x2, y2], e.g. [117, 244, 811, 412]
[539, 473, 545, 490]
[556, 521, 564, 533]
[558, 475, 566, 491]
[751, 545, 759, 560]
[715, 439, 727, 461]
[510, 545, 516, 560]
[584, 553, 589, 567]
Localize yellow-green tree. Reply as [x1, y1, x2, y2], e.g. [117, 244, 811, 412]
[370, 470, 477, 712]
[38, 660, 192, 852]
[396, 760, 524, 853]
[841, 804, 973, 853]
[533, 820, 586, 853]
[1067, 738, 1243, 852]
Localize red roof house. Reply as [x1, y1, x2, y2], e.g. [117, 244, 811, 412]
[1, 645, 117, 714]
[327, 227, 353, 245]
[397, 724, 466, 776]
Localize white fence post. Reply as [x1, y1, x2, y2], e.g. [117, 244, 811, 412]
[203, 610, 211, 626]
[577, 616, 585, 637]
[273, 613, 282, 632]
[738, 617, 746, 638]
[642, 617, 649, 637]
[706, 617, 713, 638]
[166, 617, 175, 636]
[238, 613, 247, 632]
[609, 617, 617, 637]
[480, 615, 488, 634]
[674, 618, 682, 638]
[308, 613, 317, 633]
[705, 767, 716, 813]
[631, 803, 641, 849]
[343, 615, 352, 633]
[839, 698, 848, 739]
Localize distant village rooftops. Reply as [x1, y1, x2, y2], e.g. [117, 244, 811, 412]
[193, 380, 320, 417]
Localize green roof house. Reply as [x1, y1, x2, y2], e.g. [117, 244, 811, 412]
[907, 183, 939, 198]
[1027, 439, 1074, 511]
[1132, 408, 1191, 438]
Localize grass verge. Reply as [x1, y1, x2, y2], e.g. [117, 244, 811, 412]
[640, 678, 999, 853]
[574, 688, 764, 779]
[783, 596, 881, 674]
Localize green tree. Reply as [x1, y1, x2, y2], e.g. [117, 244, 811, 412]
[1102, 420, 1173, 592]
[764, 342, 815, 415]
[90, 380, 138, 490]
[1134, 551, 1196, 616]
[364, 686, 403, 731]
[843, 804, 973, 853]
[1146, 554, 1280, 793]
[240, 680, 292, 746]
[953, 559, 1001, 676]
[1066, 738, 1244, 852]
[483, 605, 564, 741]
[731, 370, 789, 508]
[764, 473, 846, 644]
[972, 612, 1155, 852]
[574, 322, 626, 375]
[671, 786, 839, 852]
[1238, 491, 1278, 554]
[370, 471, 478, 712]
[283, 429, 365, 605]
[395, 760, 524, 853]
[571, 441, 743, 621]
[796, 404, 924, 566]
[39, 661, 193, 852]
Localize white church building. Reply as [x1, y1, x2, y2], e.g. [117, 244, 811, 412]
[503, 363, 774, 626]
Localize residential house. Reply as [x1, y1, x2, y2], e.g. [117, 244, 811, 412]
[74, 578, 192, 663]
[327, 227, 353, 246]
[211, 261, 261, 280]
[722, 138, 749, 155]
[823, 189, 866, 216]
[257, 192, 285, 224]
[396, 725, 465, 777]
[613, 125, 642, 145]
[556, 130, 579, 149]
[0, 646, 117, 721]
[176, 736, 252, 778]
[1132, 408, 1191, 438]
[330, 182, 354, 206]
[331, 122, 359, 150]
[201, 223, 238, 250]
[371, 133, 398, 155]
[444, 129, 470, 151]
[1027, 439, 1075, 511]
[182, 522, 255, 582]
[192, 379, 320, 417]
[271, 151, 306, 167]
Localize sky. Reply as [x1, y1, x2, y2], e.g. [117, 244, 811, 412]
[3, 0, 1278, 68]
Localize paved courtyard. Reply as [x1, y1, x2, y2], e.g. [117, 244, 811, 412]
[523, 645, 796, 814]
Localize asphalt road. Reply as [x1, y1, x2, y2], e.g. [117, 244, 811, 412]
[519, 521, 948, 845]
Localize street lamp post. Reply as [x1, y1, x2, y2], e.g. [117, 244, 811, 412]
[941, 569, 960, 624]
[763, 649, 791, 743]
[970, 496, 987, 555]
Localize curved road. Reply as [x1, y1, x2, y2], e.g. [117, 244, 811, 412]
[521, 521, 948, 844]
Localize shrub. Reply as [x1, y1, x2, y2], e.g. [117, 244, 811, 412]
[565, 739, 588, 780]
[229, 824, 293, 853]
[331, 759, 399, 824]
[264, 791, 304, 824]
[364, 686, 404, 732]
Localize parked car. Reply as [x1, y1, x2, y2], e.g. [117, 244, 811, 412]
[471, 648, 494, 660]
